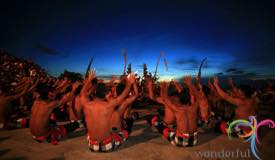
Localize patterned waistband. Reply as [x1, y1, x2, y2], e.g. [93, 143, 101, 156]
[87, 129, 129, 152]
[175, 131, 198, 138]
[32, 132, 50, 142]
[165, 130, 198, 147]
[32, 125, 67, 144]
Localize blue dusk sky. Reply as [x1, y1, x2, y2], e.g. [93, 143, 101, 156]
[1, 0, 275, 80]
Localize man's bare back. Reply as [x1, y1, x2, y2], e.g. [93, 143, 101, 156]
[81, 71, 135, 142]
[213, 77, 257, 120]
[30, 82, 79, 136]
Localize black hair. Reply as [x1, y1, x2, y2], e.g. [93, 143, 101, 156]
[92, 78, 98, 85]
[238, 84, 255, 98]
[179, 87, 191, 105]
[168, 84, 178, 96]
[95, 83, 109, 99]
[116, 83, 126, 96]
[202, 85, 210, 96]
[36, 83, 54, 100]
[75, 85, 83, 95]
[55, 85, 72, 100]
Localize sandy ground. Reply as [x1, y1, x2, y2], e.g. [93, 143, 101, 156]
[0, 108, 275, 160]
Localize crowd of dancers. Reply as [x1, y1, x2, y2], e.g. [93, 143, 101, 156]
[0, 50, 275, 152]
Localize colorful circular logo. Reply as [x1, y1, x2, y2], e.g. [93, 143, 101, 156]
[228, 116, 275, 160]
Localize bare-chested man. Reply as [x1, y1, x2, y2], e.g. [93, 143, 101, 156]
[81, 70, 135, 152]
[149, 76, 199, 147]
[208, 78, 222, 109]
[111, 79, 139, 138]
[30, 81, 80, 145]
[63, 82, 83, 120]
[212, 77, 258, 135]
[194, 76, 210, 123]
[213, 77, 257, 120]
[5, 78, 39, 129]
[146, 77, 176, 128]
[0, 78, 32, 129]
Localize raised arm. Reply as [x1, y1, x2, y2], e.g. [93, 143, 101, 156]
[27, 78, 39, 93]
[118, 81, 139, 113]
[159, 82, 168, 99]
[146, 77, 165, 104]
[160, 82, 185, 112]
[125, 82, 139, 105]
[56, 78, 70, 92]
[172, 80, 183, 94]
[48, 81, 81, 109]
[7, 79, 31, 101]
[227, 77, 239, 95]
[183, 76, 199, 98]
[213, 77, 243, 106]
[110, 74, 135, 107]
[13, 77, 29, 91]
[80, 69, 96, 102]
[146, 77, 155, 100]
[208, 78, 216, 93]
[53, 79, 60, 88]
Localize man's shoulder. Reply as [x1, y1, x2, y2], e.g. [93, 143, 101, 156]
[83, 99, 109, 107]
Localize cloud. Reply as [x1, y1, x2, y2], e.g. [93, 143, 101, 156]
[36, 44, 61, 55]
[214, 68, 260, 79]
[225, 68, 237, 73]
[225, 68, 245, 75]
[215, 72, 224, 76]
[174, 57, 210, 70]
[175, 57, 198, 67]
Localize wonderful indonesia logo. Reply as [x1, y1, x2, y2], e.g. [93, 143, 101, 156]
[227, 116, 275, 160]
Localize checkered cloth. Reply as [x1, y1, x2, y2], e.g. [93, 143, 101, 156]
[87, 129, 129, 152]
[163, 128, 198, 147]
[32, 125, 67, 145]
[151, 115, 198, 147]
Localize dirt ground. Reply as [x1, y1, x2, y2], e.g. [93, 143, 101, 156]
[0, 108, 274, 160]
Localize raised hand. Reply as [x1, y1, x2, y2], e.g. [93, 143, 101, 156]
[133, 81, 138, 94]
[208, 78, 212, 86]
[195, 75, 200, 82]
[87, 69, 96, 80]
[159, 81, 168, 99]
[183, 75, 192, 85]
[213, 77, 219, 86]
[126, 74, 136, 85]
[72, 81, 82, 91]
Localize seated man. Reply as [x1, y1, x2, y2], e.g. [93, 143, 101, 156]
[29, 81, 80, 145]
[213, 77, 258, 120]
[81, 70, 135, 152]
[150, 78, 199, 147]
[66, 82, 85, 128]
[212, 77, 258, 135]
[146, 77, 176, 129]
[110, 79, 139, 146]
[0, 78, 33, 129]
[5, 78, 39, 129]
[174, 77, 210, 128]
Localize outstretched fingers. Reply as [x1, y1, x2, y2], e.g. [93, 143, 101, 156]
[183, 75, 192, 85]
